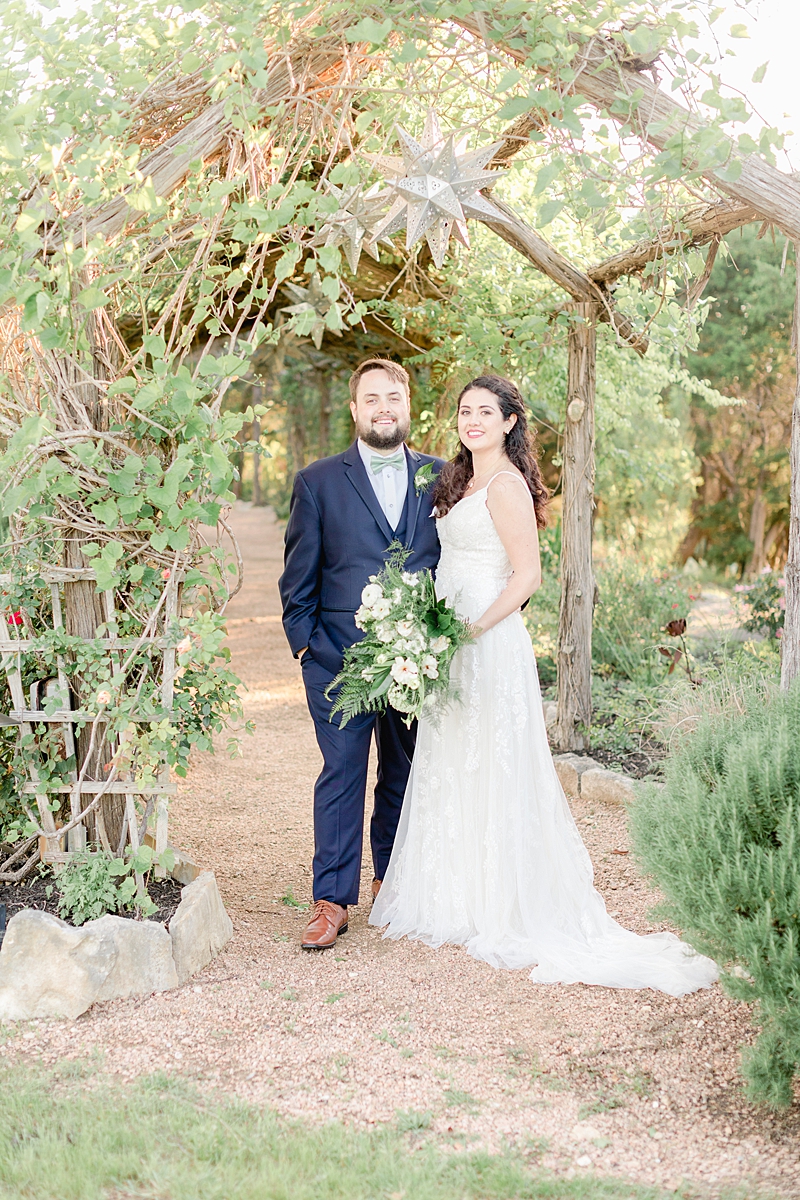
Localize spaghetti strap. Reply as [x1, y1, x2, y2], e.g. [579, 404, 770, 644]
[485, 470, 528, 489]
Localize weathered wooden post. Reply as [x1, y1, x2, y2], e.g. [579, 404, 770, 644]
[553, 302, 598, 751]
[781, 245, 800, 689]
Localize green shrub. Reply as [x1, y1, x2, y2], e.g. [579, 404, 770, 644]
[630, 681, 800, 1107]
[734, 570, 785, 640]
[57, 853, 138, 925]
[592, 559, 691, 681]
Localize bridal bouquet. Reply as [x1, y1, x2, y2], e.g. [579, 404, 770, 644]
[327, 546, 473, 728]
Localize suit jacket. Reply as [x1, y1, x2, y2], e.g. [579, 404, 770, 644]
[280, 441, 444, 676]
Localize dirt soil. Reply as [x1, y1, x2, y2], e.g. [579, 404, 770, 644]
[0, 869, 183, 929]
[3, 503, 799, 1197]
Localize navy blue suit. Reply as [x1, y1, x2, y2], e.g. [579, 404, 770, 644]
[279, 441, 443, 906]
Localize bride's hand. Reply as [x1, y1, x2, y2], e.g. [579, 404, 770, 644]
[468, 620, 484, 639]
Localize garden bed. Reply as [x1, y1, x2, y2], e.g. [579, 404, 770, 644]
[0, 866, 184, 933]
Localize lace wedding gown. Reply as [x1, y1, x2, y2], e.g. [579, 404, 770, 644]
[370, 474, 718, 996]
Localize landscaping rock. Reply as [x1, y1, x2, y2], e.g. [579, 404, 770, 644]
[0, 909, 179, 1021]
[169, 871, 232, 985]
[580, 767, 636, 806]
[94, 915, 177, 1001]
[0, 910, 117, 1020]
[553, 754, 601, 797]
[542, 700, 558, 729]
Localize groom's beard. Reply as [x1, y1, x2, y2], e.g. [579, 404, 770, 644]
[356, 414, 410, 451]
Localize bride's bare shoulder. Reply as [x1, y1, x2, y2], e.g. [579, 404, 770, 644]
[486, 469, 531, 505]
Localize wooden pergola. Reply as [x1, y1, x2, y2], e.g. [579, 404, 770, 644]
[34, 11, 800, 755]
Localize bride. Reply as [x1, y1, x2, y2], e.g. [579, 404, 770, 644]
[370, 374, 717, 997]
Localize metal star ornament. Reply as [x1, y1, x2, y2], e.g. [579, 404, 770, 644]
[312, 183, 391, 274]
[364, 109, 512, 268]
[281, 273, 344, 350]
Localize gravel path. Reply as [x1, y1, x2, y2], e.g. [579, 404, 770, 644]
[5, 504, 799, 1196]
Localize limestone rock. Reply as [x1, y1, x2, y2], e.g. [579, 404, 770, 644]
[553, 754, 601, 797]
[169, 871, 232, 985]
[0, 908, 179, 1022]
[93, 915, 177, 1001]
[580, 767, 636, 806]
[542, 700, 558, 729]
[0, 910, 116, 1021]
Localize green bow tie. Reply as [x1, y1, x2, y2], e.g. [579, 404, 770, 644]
[370, 452, 405, 475]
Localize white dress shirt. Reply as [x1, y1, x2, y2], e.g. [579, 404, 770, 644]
[358, 439, 409, 532]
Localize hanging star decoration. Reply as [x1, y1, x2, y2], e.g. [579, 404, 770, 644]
[281, 273, 344, 350]
[312, 183, 392, 274]
[364, 109, 512, 269]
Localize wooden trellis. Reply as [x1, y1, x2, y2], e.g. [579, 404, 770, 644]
[0, 565, 180, 882]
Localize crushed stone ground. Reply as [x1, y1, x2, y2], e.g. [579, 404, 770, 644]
[4, 503, 799, 1197]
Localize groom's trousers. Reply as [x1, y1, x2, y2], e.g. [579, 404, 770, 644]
[301, 654, 416, 907]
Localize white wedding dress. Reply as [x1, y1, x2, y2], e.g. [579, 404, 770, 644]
[370, 474, 718, 996]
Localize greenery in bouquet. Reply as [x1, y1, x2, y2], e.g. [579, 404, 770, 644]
[327, 547, 472, 728]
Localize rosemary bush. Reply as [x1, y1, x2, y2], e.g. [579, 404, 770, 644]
[630, 682, 800, 1107]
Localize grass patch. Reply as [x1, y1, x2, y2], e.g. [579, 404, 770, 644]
[0, 1062, 675, 1200]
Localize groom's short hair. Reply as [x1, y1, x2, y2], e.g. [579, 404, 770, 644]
[349, 358, 410, 403]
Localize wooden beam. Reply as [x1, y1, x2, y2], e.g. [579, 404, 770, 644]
[589, 199, 760, 287]
[483, 198, 648, 354]
[455, 15, 800, 241]
[52, 27, 375, 250]
[553, 302, 597, 751]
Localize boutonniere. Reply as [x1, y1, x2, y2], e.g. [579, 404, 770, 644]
[414, 462, 438, 496]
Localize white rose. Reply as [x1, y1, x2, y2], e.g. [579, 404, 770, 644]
[421, 654, 439, 679]
[354, 605, 370, 630]
[429, 635, 449, 654]
[96, 689, 111, 706]
[372, 598, 392, 619]
[361, 583, 384, 608]
[390, 656, 420, 689]
[401, 572, 419, 587]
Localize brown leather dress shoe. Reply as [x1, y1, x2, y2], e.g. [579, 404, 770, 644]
[371, 878, 382, 902]
[301, 900, 348, 950]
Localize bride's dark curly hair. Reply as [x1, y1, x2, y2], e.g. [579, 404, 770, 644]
[432, 375, 549, 527]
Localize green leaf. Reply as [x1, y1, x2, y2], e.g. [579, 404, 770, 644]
[752, 62, 768, 84]
[715, 159, 743, 183]
[538, 199, 564, 226]
[497, 96, 533, 121]
[497, 68, 523, 92]
[729, 23, 749, 38]
[345, 16, 393, 45]
[77, 287, 111, 310]
[143, 332, 166, 358]
[149, 530, 170, 552]
[534, 159, 561, 195]
[273, 245, 301, 283]
[396, 41, 426, 63]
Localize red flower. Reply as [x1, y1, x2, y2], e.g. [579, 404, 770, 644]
[6, 611, 22, 626]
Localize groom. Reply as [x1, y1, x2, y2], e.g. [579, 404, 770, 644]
[280, 358, 443, 950]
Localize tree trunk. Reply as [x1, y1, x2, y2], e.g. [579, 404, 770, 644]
[781, 247, 800, 689]
[316, 368, 331, 457]
[746, 486, 768, 577]
[553, 303, 597, 751]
